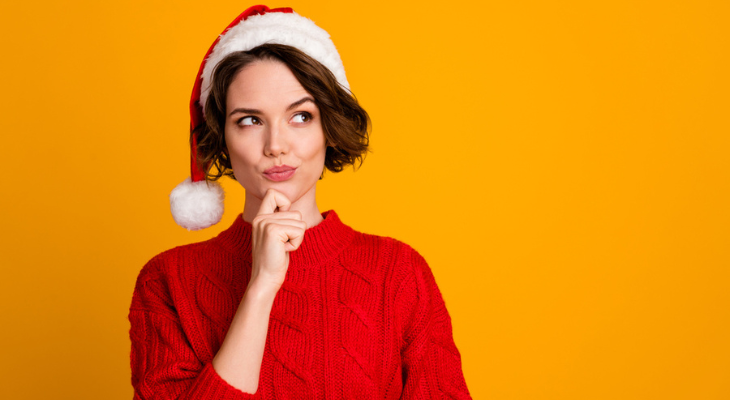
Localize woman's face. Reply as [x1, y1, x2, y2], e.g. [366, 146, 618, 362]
[224, 59, 326, 204]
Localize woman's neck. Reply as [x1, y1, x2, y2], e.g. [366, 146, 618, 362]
[241, 187, 324, 229]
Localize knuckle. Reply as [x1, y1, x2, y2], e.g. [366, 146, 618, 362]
[253, 216, 266, 228]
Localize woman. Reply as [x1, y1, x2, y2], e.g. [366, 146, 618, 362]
[129, 5, 471, 399]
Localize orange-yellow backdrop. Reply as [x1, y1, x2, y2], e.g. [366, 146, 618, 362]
[1, 0, 728, 399]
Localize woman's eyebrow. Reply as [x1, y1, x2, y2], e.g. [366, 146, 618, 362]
[229, 107, 261, 117]
[228, 97, 316, 117]
[286, 96, 316, 111]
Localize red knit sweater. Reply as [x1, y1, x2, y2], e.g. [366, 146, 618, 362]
[129, 210, 471, 399]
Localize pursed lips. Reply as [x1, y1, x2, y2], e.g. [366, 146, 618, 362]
[264, 165, 296, 174]
[262, 165, 298, 182]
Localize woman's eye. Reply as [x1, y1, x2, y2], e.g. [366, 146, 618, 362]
[238, 116, 260, 126]
[291, 112, 311, 124]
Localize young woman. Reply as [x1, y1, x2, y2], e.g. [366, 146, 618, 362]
[129, 5, 471, 399]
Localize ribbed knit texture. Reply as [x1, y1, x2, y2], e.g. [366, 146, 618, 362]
[129, 210, 471, 399]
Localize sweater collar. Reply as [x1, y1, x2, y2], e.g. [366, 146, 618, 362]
[215, 209, 355, 267]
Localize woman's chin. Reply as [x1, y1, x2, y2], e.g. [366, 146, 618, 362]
[241, 178, 317, 209]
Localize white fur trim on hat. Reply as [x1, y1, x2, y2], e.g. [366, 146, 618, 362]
[199, 11, 349, 112]
[170, 178, 225, 230]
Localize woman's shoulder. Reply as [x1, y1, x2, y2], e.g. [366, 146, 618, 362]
[131, 237, 226, 312]
[134, 236, 225, 289]
[348, 229, 423, 257]
[141, 238, 213, 268]
[342, 229, 433, 283]
[343, 230, 445, 322]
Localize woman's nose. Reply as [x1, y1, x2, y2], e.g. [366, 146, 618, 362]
[263, 123, 287, 157]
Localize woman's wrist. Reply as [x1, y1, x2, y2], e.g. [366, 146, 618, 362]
[245, 278, 280, 303]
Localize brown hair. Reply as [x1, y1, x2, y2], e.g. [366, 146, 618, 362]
[194, 43, 371, 181]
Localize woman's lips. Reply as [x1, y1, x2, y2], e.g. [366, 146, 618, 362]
[263, 165, 296, 182]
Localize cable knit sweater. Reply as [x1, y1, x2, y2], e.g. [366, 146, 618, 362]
[129, 210, 471, 399]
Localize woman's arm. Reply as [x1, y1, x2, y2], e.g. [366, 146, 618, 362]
[207, 188, 306, 394]
[129, 304, 254, 400]
[397, 248, 473, 399]
[211, 280, 277, 393]
[129, 189, 304, 398]
[128, 261, 281, 399]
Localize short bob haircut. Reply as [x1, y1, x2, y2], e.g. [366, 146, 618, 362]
[194, 43, 371, 181]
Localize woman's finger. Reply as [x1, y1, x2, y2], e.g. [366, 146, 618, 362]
[257, 218, 307, 234]
[252, 211, 303, 226]
[285, 229, 305, 250]
[264, 222, 306, 251]
[257, 188, 292, 215]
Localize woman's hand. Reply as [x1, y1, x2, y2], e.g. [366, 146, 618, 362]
[212, 188, 304, 393]
[249, 188, 307, 293]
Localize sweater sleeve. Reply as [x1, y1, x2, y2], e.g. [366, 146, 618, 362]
[397, 248, 472, 399]
[128, 257, 256, 400]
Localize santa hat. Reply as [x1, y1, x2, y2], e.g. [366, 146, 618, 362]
[169, 5, 350, 230]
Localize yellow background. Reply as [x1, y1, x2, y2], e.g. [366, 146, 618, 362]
[1, 0, 728, 398]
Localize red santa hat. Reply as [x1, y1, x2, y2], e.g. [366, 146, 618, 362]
[169, 5, 350, 230]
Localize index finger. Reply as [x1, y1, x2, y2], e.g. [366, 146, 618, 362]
[257, 188, 292, 215]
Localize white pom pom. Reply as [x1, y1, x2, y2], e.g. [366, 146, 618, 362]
[170, 177, 225, 230]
